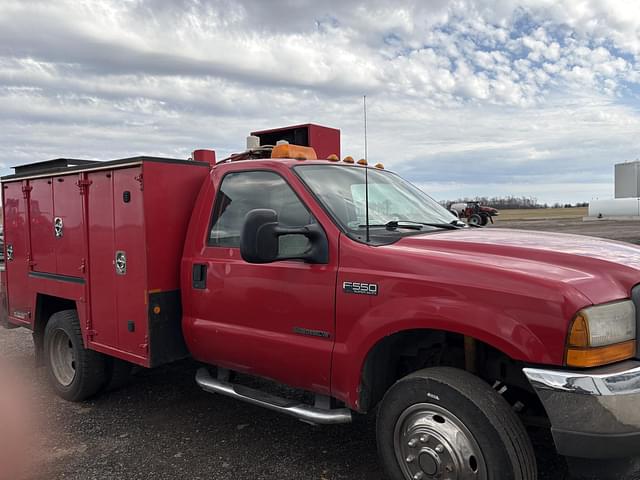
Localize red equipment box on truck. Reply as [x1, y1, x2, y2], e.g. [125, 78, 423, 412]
[2, 156, 209, 367]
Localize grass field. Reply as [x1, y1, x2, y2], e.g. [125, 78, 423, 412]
[495, 207, 588, 221]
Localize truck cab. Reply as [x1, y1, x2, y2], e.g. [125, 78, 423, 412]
[3, 124, 640, 480]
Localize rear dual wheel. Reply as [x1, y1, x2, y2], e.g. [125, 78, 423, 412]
[377, 367, 536, 480]
[44, 310, 132, 401]
[44, 310, 106, 401]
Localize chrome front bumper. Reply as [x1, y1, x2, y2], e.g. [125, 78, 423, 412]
[524, 360, 640, 459]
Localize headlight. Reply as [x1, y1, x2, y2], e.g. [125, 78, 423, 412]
[566, 300, 636, 368]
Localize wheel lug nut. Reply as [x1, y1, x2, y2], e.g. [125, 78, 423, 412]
[419, 435, 429, 443]
[435, 444, 444, 453]
[446, 464, 453, 472]
[413, 473, 424, 480]
[408, 439, 418, 447]
[406, 455, 415, 463]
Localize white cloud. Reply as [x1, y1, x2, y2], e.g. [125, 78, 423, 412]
[0, 0, 639, 203]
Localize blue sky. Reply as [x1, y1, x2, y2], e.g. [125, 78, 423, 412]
[1, 0, 639, 203]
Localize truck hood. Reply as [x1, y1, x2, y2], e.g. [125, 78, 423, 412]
[392, 228, 640, 305]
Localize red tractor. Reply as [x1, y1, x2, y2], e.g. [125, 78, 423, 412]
[449, 201, 499, 226]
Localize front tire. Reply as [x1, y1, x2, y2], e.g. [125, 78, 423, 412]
[376, 367, 536, 480]
[44, 310, 106, 402]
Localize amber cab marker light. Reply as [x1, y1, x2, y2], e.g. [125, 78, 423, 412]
[374, 163, 384, 169]
[327, 154, 339, 162]
[343, 156, 354, 164]
[357, 158, 368, 166]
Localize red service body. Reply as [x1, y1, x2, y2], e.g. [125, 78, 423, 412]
[2, 157, 209, 367]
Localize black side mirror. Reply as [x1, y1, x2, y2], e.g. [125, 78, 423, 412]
[240, 209, 328, 264]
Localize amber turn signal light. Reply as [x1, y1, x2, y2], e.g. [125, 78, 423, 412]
[566, 312, 636, 367]
[566, 340, 636, 368]
[567, 314, 590, 347]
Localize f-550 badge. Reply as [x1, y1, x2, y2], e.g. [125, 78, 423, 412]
[343, 281, 378, 296]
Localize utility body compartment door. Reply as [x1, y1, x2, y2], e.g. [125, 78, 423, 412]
[29, 178, 55, 273]
[3, 181, 32, 324]
[52, 175, 84, 277]
[30, 176, 85, 276]
[87, 167, 148, 364]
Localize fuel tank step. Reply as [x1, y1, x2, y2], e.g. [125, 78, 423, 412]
[195, 368, 352, 425]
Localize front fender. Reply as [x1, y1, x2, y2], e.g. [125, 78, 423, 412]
[331, 234, 593, 411]
[330, 294, 573, 411]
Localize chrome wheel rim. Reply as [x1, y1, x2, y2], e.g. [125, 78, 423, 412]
[49, 329, 76, 387]
[394, 403, 487, 480]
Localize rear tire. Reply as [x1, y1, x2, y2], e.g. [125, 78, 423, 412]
[376, 367, 536, 480]
[43, 310, 106, 402]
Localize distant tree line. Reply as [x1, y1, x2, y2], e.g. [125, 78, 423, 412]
[442, 196, 589, 210]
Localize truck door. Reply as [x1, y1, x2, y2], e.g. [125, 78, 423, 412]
[188, 170, 336, 394]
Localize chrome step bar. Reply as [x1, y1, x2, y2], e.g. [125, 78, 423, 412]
[195, 368, 352, 425]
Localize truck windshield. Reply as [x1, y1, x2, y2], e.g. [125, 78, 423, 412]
[295, 164, 459, 242]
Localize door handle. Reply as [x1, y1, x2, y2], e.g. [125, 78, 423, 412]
[192, 263, 207, 289]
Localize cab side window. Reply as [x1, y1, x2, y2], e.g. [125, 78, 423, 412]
[209, 171, 315, 255]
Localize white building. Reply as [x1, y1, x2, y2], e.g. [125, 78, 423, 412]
[588, 160, 640, 219]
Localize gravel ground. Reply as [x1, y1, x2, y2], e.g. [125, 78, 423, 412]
[2, 217, 638, 480]
[0, 328, 564, 480]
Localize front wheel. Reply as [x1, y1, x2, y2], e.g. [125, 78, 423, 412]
[44, 310, 106, 401]
[377, 367, 536, 480]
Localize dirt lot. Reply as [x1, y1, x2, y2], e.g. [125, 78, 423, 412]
[495, 207, 588, 221]
[493, 216, 640, 245]
[2, 216, 639, 480]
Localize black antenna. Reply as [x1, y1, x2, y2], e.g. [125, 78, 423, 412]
[364, 95, 370, 243]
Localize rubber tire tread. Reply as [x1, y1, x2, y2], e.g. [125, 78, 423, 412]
[44, 309, 106, 402]
[376, 366, 536, 480]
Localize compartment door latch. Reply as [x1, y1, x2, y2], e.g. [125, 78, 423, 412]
[115, 251, 127, 275]
[54, 217, 64, 238]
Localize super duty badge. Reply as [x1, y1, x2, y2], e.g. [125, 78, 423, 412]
[343, 281, 378, 296]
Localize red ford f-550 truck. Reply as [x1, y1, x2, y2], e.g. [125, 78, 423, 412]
[2, 124, 640, 480]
